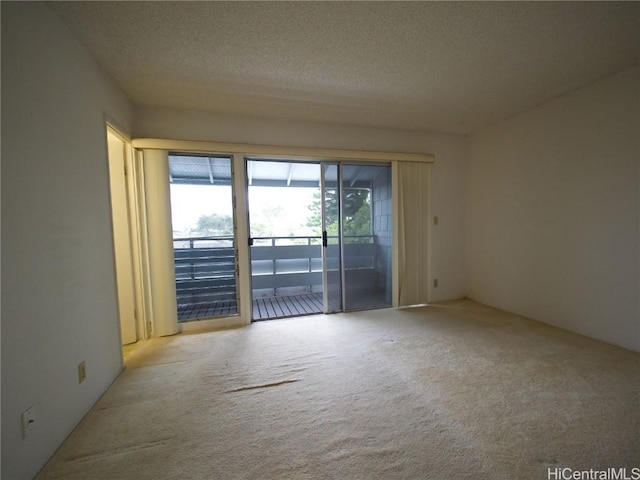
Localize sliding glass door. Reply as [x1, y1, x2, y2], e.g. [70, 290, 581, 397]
[168, 154, 239, 322]
[246, 160, 324, 321]
[322, 162, 393, 312]
[245, 159, 392, 321]
[341, 164, 392, 310]
[321, 163, 343, 313]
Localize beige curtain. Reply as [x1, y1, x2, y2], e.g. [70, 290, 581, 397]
[139, 149, 179, 337]
[397, 161, 430, 306]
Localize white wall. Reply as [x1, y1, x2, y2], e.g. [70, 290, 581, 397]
[1, 3, 133, 479]
[134, 107, 469, 302]
[467, 67, 639, 351]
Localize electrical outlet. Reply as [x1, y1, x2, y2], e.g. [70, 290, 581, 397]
[433, 216, 439, 225]
[21, 406, 35, 439]
[78, 361, 86, 384]
[433, 279, 439, 288]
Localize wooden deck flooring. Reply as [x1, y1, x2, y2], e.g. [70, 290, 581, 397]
[252, 293, 323, 321]
[178, 300, 238, 322]
[177, 293, 323, 322]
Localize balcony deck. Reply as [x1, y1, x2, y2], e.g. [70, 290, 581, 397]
[177, 300, 238, 321]
[253, 293, 323, 320]
[176, 293, 322, 322]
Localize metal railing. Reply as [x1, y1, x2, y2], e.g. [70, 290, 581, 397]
[173, 234, 376, 305]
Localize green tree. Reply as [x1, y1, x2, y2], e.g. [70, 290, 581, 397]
[345, 202, 372, 238]
[191, 213, 234, 236]
[306, 188, 372, 239]
[306, 191, 325, 234]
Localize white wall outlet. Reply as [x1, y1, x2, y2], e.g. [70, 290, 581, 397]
[21, 406, 35, 438]
[78, 361, 86, 384]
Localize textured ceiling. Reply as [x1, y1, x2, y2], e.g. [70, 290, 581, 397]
[48, 1, 639, 135]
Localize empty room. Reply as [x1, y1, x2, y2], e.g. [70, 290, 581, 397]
[1, 2, 638, 479]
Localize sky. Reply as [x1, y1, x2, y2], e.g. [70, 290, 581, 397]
[169, 184, 320, 238]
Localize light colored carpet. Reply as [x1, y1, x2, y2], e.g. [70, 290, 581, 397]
[36, 300, 639, 479]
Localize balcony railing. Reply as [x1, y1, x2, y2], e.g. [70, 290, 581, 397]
[173, 234, 377, 318]
[173, 236, 237, 311]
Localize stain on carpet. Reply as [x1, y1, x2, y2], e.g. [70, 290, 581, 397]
[225, 379, 300, 393]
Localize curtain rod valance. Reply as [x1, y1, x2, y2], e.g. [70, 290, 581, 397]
[131, 138, 434, 163]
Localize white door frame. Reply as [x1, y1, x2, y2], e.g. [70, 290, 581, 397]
[106, 124, 144, 344]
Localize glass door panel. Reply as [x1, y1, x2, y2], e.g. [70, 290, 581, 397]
[341, 164, 392, 310]
[246, 160, 323, 321]
[168, 154, 238, 322]
[321, 163, 343, 313]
